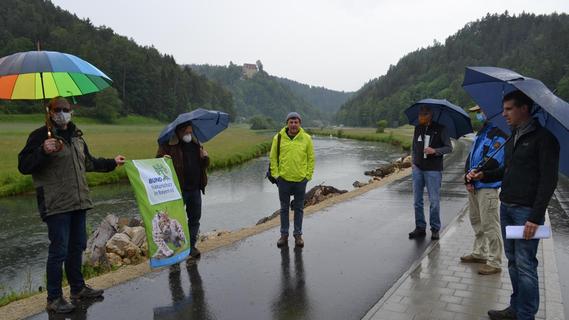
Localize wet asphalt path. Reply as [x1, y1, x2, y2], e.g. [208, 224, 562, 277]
[548, 174, 569, 318]
[29, 139, 471, 320]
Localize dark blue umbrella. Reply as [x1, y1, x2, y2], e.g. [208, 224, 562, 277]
[157, 108, 230, 145]
[462, 66, 569, 176]
[404, 98, 473, 139]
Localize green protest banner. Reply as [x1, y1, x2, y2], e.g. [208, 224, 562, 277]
[125, 158, 191, 268]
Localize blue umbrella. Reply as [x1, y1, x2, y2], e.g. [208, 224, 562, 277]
[157, 108, 230, 145]
[404, 98, 473, 139]
[462, 66, 569, 176]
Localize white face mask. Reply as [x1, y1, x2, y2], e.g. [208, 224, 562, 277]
[182, 133, 192, 143]
[52, 111, 72, 127]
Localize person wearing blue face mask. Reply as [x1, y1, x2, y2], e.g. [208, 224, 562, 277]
[461, 105, 507, 275]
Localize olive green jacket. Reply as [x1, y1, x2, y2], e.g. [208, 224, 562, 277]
[18, 123, 117, 220]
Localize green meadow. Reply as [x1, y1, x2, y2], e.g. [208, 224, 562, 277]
[306, 126, 415, 151]
[0, 115, 272, 197]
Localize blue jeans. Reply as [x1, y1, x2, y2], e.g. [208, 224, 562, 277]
[501, 203, 543, 320]
[45, 210, 87, 301]
[182, 190, 202, 247]
[412, 166, 442, 231]
[277, 179, 308, 236]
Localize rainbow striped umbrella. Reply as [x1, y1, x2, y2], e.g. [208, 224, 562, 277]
[0, 50, 112, 100]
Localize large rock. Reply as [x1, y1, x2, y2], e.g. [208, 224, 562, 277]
[106, 233, 141, 258]
[106, 252, 123, 267]
[85, 214, 119, 267]
[128, 227, 147, 248]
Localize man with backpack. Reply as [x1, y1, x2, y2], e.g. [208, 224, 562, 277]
[269, 112, 315, 248]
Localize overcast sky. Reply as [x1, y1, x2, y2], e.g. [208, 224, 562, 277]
[51, 0, 569, 92]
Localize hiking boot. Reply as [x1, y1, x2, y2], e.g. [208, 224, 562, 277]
[189, 247, 201, 259]
[488, 306, 517, 320]
[46, 297, 75, 313]
[70, 285, 104, 300]
[294, 235, 304, 248]
[431, 230, 440, 240]
[478, 264, 502, 275]
[460, 254, 487, 264]
[408, 228, 426, 239]
[277, 235, 288, 248]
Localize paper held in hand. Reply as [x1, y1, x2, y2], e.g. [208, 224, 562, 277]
[505, 225, 552, 239]
[423, 134, 431, 159]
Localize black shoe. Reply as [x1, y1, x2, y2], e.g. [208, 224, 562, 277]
[431, 230, 440, 240]
[46, 297, 75, 313]
[70, 285, 104, 300]
[488, 307, 517, 320]
[190, 247, 201, 259]
[408, 228, 426, 239]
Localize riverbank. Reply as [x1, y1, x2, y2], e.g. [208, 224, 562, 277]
[0, 117, 272, 197]
[0, 165, 413, 320]
[306, 126, 414, 151]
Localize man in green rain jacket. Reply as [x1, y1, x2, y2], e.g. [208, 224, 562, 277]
[269, 112, 315, 248]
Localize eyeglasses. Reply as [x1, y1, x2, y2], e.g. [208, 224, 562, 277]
[53, 108, 71, 113]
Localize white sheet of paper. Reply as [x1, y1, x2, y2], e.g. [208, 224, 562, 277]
[505, 225, 551, 239]
[423, 134, 431, 159]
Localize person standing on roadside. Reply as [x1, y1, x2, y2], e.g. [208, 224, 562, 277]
[408, 105, 453, 240]
[156, 122, 209, 259]
[18, 97, 125, 314]
[468, 90, 559, 320]
[461, 105, 507, 275]
[269, 112, 315, 248]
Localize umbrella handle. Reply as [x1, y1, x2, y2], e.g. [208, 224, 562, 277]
[45, 105, 53, 139]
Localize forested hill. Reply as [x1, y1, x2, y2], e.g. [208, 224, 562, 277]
[190, 63, 323, 124]
[275, 77, 354, 117]
[0, 0, 235, 120]
[336, 12, 569, 127]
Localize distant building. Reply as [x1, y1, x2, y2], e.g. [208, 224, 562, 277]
[242, 63, 258, 78]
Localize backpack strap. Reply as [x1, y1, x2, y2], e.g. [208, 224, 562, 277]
[277, 133, 282, 166]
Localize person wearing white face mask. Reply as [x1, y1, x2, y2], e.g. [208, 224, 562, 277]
[18, 97, 126, 314]
[156, 123, 209, 259]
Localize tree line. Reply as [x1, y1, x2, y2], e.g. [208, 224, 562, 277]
[336, 12, 569, 127]
[0, 0, 235, 122]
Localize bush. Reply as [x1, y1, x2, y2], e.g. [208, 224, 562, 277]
[376, 119, 388, 133]
[92, 87, 122, 124]
[249, 115, 276, 130]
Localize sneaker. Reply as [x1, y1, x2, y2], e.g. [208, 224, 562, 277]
[460, 254, 487, 264]
[277, 235, 288, 248]
[431, 230, 440, 240]
[46, 297, 75, 313]
[488, 306, 517, 320]
[189, 247, 201, 259]
[408, 228, 426, 239]
[70, 285, 104, 300]
[478, 264, 502, 275]
[294, 235, 304, 248]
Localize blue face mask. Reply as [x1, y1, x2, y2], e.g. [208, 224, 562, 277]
[476, 113, 486, 122]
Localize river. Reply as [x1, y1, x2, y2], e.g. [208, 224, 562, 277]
[0, 136, 404, 296]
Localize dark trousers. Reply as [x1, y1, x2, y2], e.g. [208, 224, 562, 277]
[501, 203, 543, 320]
[45, 210, 87, 301]
[277, 179, 308, 236]
[183, 190, 202, 247]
